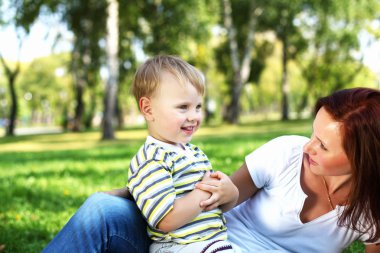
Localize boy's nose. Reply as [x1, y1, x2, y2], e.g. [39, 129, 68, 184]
[187, 110, 201, 122]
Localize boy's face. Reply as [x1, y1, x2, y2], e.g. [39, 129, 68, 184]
[146, 71, 203, 146]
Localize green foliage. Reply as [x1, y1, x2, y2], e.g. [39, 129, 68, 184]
[17, 53, 72, 126]
[343, 242, 365, 253]
[0, 120, 364, 252]
[13, 0, 62, 31]
[2, 0, 380, 129]
[294, 0, 380, 111]
[140, 0, 219, 56]
[118, 0, 140, 89]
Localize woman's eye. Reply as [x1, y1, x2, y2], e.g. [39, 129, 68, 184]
[320, 142, 328, 151]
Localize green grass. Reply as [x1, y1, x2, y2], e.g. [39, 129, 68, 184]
[0, 119, 363, 252]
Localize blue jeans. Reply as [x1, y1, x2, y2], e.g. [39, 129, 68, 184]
[43, 193, 151, 253]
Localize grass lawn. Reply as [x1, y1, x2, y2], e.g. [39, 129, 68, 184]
[0, 119, 363, 252]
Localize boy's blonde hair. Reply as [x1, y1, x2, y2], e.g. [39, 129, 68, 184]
[131, 55, 205, 102]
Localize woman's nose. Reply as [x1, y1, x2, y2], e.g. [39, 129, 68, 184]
[303, 139, 316, 155]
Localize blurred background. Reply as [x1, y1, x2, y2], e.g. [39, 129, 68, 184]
[0, 0, 379, 139]
[1, 1, 379, 252]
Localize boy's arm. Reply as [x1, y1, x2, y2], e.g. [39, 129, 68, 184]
[195, 171, 239, 212]
[157, 187, 211, 233]
[105, 186, 211, 233]
[196, 163, 260, 212]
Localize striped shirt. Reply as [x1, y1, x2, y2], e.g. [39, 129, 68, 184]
[128, 136, 227, 244]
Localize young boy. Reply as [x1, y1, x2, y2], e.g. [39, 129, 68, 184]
[128, 55, 239, 253]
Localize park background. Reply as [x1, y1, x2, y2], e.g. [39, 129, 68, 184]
[0, 0, 379, 252]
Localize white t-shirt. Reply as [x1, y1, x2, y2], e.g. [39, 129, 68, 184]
[225, 135, 376, 253]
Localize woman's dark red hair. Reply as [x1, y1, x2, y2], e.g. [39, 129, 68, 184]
[315, 87, 380, 242]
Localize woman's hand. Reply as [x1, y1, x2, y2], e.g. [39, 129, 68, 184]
[195, 171, 239, 212]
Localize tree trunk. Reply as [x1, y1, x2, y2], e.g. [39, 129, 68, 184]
[0, 55, 20, 136]
[281, 37, 289, 121]
[72, 82, 84, 131]
[84, 89, 96, 129]
[61, 106, 69, 130]
[102, 0, 119, 140]
[7, 73, 18, 136]
[222, 0, 257, 124]
[71, 45, 86, 132]
[115, 96, 124, 129]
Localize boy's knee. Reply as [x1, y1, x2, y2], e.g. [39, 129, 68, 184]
[79, 193, 104, 211]
[85, 193, 139, 218]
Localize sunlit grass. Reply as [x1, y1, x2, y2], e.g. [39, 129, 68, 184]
[0, 119, 362, 252]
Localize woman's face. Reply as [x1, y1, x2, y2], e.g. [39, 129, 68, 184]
[303, 107, 351, 176]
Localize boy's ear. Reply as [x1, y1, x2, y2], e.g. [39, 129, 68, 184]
[139, 97, 154, 121]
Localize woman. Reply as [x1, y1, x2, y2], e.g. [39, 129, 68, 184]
[43, 87, 380, 253]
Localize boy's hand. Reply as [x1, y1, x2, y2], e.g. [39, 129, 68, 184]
[103, 187, 133, 200]
[195, 171, 238, 211]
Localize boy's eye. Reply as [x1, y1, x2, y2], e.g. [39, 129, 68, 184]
[196, 104, 202, 110]
[178, 105, 188, 110]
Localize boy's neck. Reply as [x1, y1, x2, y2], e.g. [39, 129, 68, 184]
[147, 135, 186, 151]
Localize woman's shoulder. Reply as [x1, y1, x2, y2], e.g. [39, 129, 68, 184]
[245, 135, 307, 188]
[247, 135, 308, 158]
[253, 135, 308, 156]
[269, 135, 309, 146]
[265, 135, 309, 159]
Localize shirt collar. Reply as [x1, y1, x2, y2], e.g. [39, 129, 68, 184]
[146, 135, 187, 153]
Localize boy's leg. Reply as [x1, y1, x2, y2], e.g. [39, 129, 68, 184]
[43, 193, 150, 253]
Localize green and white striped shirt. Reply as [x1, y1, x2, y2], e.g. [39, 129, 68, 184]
[128, 136, 227, 244]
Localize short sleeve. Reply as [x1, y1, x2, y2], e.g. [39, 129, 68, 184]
[245, 135, 309, 189]
[359, 227, 380, 245]
[128, 159, 176, 228]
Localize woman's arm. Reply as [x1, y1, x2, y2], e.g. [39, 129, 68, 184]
[230, 162, 259, 206]
[365, 243, 380, 253]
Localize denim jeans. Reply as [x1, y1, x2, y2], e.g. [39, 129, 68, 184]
[42, 193, 151, 253]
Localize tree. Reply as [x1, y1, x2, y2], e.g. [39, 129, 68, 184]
[0, 53, 20, 136]
[139, 0, 218, 56]
[0, 1, 29, 136]
[66, 0, 107, 131]
[296, 0, 379, 112]
[102, 0, 119, 140]
[222, 0, 258, 124]
[18, 53, 71, 127]
[12, 0, 107, 132]
[257, 0, 307, 120]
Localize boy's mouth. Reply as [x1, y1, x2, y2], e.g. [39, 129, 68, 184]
[181, 126, 196, 135]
